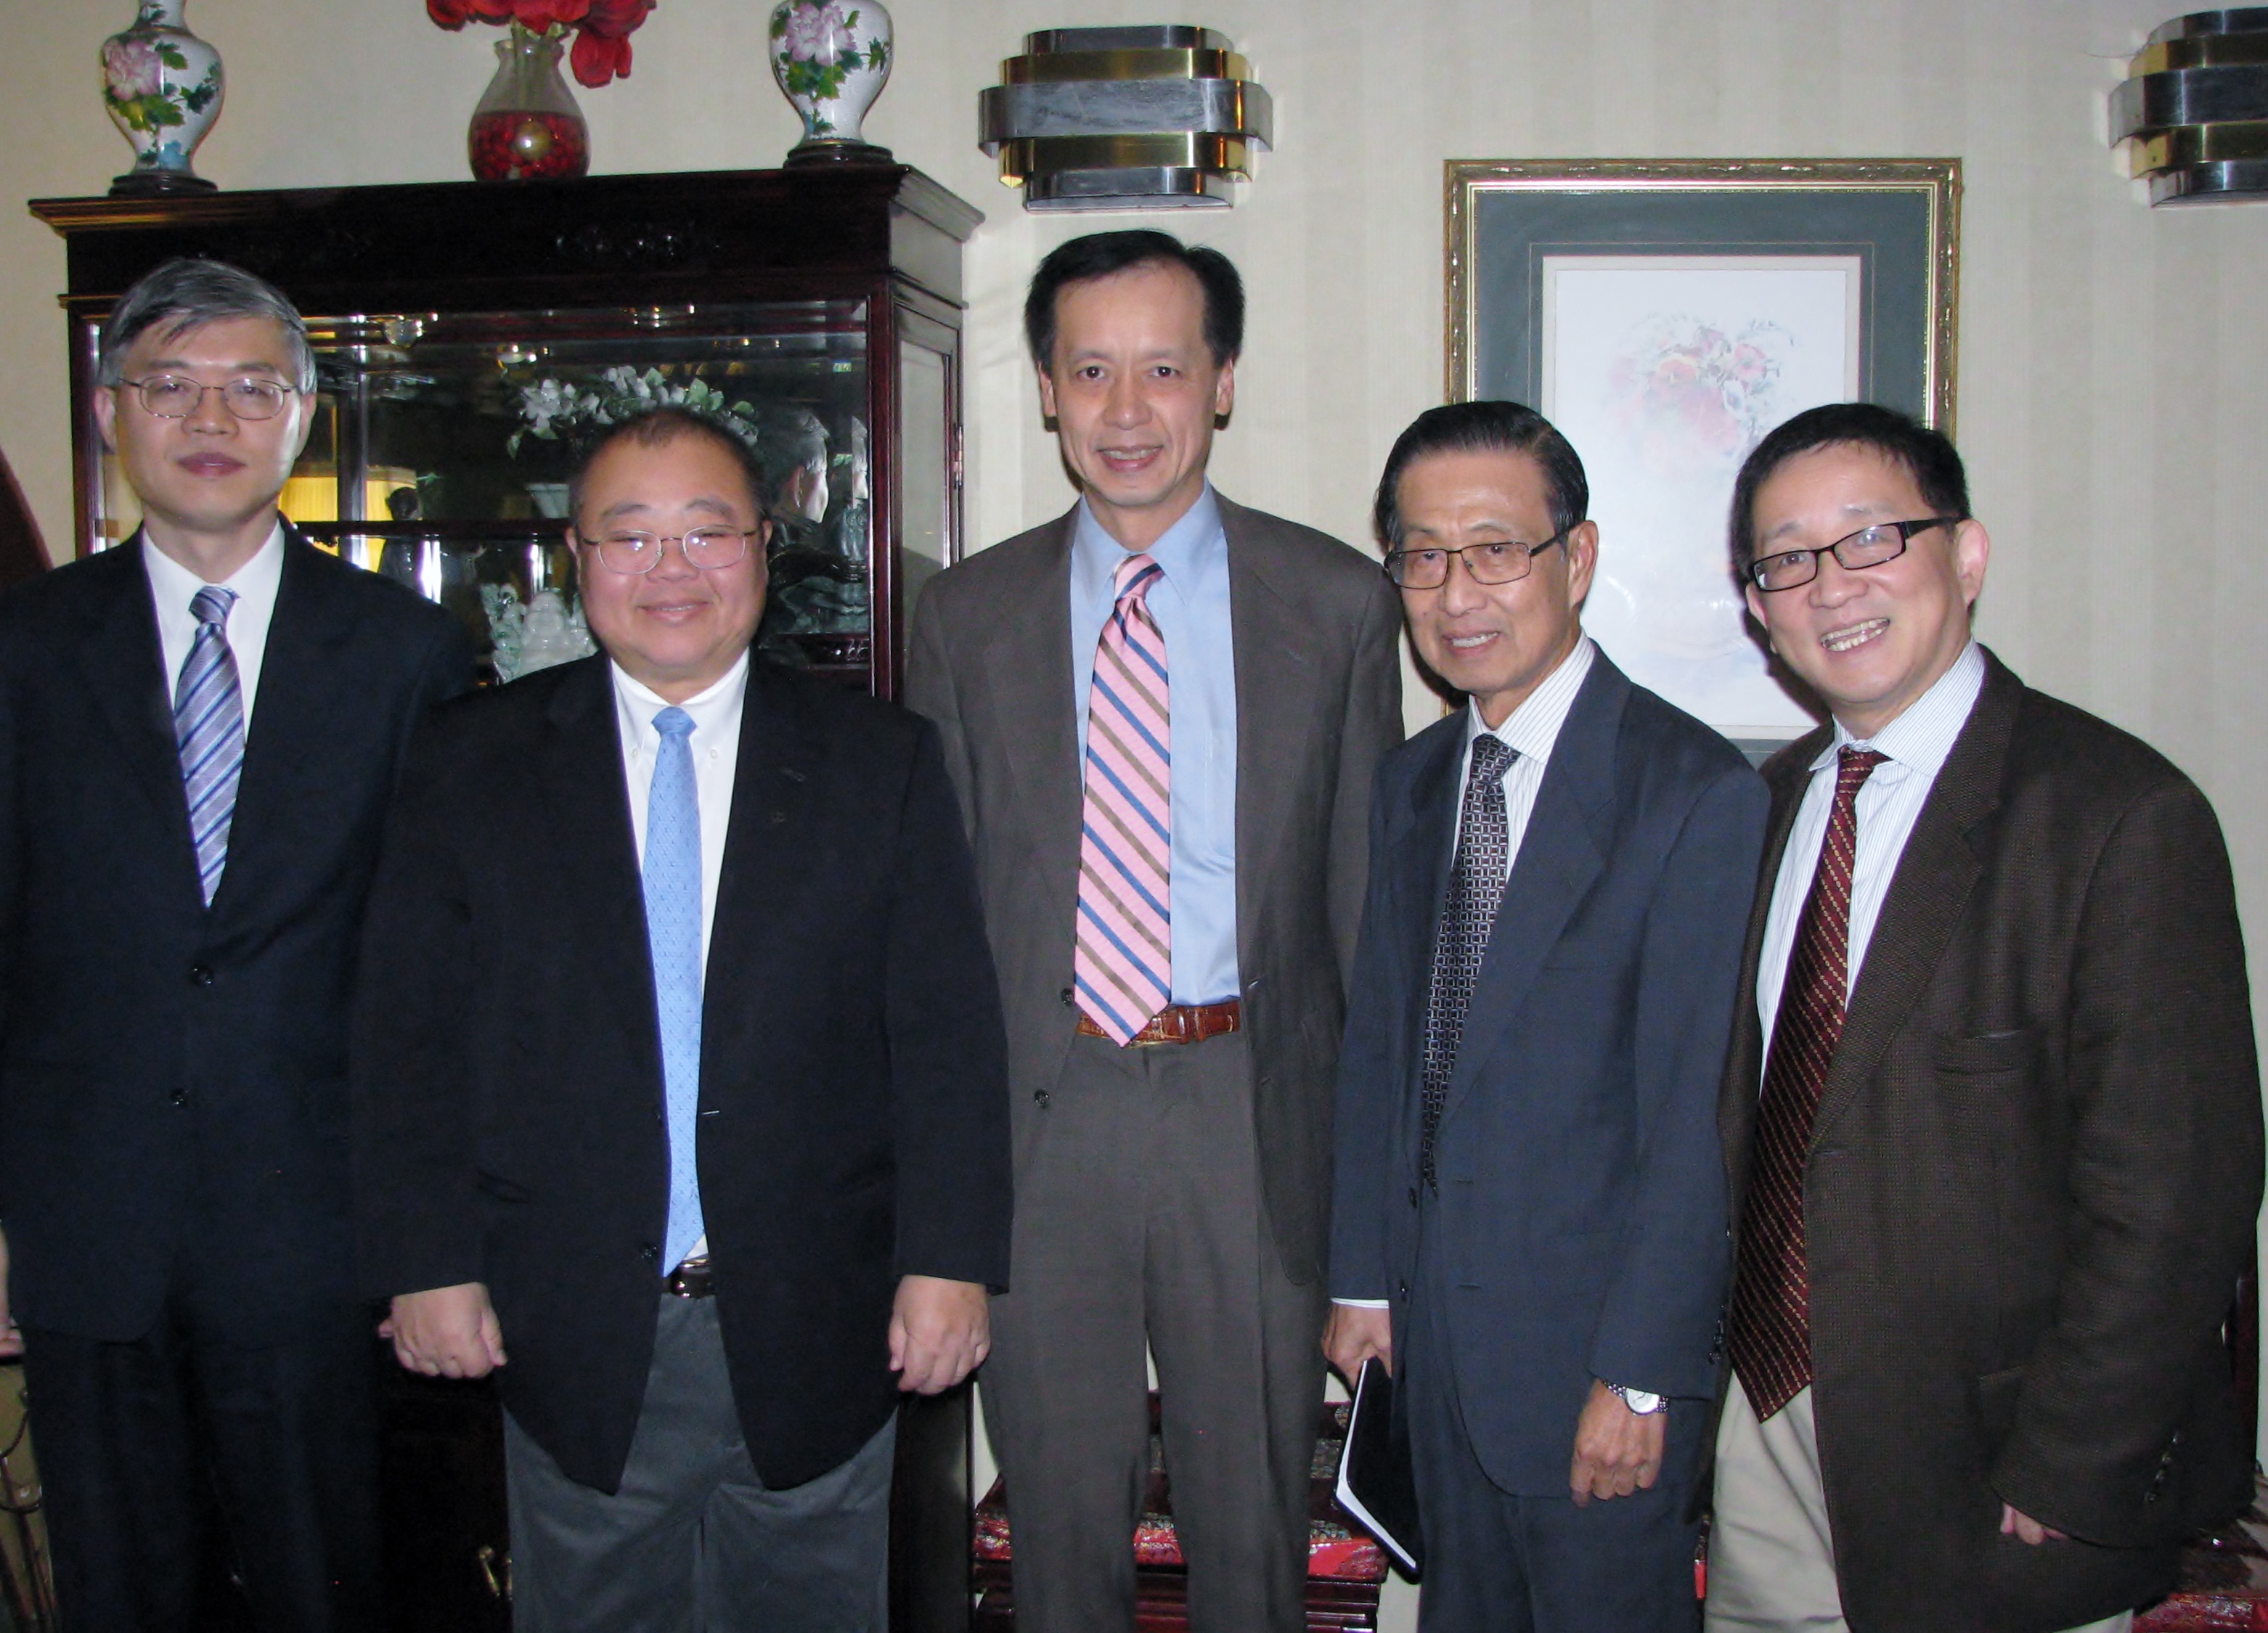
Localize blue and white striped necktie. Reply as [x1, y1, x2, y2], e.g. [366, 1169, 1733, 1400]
[174, 585, 244, 907]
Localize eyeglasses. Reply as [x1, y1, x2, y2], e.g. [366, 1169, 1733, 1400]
[1747, 517, 1965, 592]
[1382, 526, 1572, 591]
[117, 375, 298, 422]
[584, 528, 760, 576]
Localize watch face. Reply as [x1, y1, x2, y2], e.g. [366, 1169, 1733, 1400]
[1613, 1385, 1665, 1415]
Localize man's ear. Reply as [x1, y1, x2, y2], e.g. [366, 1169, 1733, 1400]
[1953, 516, 1991, 611]
[92, 383, 118, 454]
[1212, 358, 1236, 426]
[1037, 366, 1059, 426]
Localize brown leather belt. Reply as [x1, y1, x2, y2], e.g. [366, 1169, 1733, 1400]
[1076, 999, 1242, 1047]
[665, 1256, 714, 1298]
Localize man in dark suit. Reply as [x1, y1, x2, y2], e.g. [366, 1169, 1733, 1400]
[1326, 401, 1768, 1632]
[354, 406, 1011, 1630]
[0, 258, 473, 1629]
[1706, 403, 2261, 1633]
[906, 231, 1403, 1633]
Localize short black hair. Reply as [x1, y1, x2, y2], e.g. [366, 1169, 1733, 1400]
[1373, 401, 1589, 550]
[1729, 403, 1970, 574]
[566, 406, 772, 532]
[99, 258, 317, 395]
[1024, 231, 1244, 370]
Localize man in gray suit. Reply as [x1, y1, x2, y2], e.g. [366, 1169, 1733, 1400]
[907, 231, 1403, 1633]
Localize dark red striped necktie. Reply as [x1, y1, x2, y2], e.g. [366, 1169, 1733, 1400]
[1726, 745, 1888, 1420]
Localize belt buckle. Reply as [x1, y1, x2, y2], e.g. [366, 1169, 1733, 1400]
[666, 1256, 714, 1298]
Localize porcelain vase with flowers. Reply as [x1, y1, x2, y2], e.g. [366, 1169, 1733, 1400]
[101, 0, 224, 196]
[767, 1, 894, 164]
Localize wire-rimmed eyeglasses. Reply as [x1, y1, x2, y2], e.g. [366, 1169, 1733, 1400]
[584, 528, 762, 576]
[116, 375, 299, 422]
[1382, 525, 1573, 591]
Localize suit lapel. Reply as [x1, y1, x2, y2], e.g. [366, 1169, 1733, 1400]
[1437, 657, 1624, 1132]
[978, 512, 1082, 936]
[70, 537, 192, 854]
[1225, 499, 1330, 946]
[220, 531, 362, 880]
[1809, 658, 2019, 1146]
[1720, 734, 1823, 1204]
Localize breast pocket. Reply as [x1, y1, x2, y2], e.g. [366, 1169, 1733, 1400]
[1932, 1028, 2039, 1076]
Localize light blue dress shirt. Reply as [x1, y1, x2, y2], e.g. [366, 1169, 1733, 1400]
[1070, 486, 1240, 1004]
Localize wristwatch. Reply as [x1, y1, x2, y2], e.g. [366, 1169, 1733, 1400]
[1606, 1383, 1665, 1415]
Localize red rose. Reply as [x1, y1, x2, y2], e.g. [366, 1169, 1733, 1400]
[582, 0, 655, 36]
[570, 26, 634, 86]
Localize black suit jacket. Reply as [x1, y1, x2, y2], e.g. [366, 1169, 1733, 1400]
[1718, 651, 2262, 1632]
[1332, 653, 1766, 1493]
[0, 527, 472, 1340]
[351, 655, 1012, 1493]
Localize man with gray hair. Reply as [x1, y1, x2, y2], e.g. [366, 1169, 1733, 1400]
[0, 258, 472, 1628]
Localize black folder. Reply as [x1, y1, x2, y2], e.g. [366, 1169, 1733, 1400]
[1334, 1356, 1424, 1576]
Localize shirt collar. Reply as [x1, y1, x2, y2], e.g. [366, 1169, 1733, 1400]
[609, 648, 751, 748]
[141, 518, 286, 610]
[1468, 635, 1596, 767]
[1812, 639, 1987, 778]
[1071, 484, 1226, 605]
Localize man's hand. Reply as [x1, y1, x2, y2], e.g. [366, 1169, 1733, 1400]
[1570, 1380, 1665, 1507]
[0, 1227, 21, 1360]
[383, 1282, 506, 1378]
[1323, 1303, 1394, 1383]
[890, 1276, 989, 1394]
[2000, 1504, 2068, 1546]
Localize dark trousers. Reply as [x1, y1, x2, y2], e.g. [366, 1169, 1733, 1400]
[983, 1028, 1329, 1633]
[503, 1295, 895, 1633]
[22, 1293, 382, 1633]
[1403, 1271, 1703, 1633]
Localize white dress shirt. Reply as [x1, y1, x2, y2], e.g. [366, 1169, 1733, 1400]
[1754, 641, 1986, 1055]
[611, 650, 748, 1264]
[144, 522, 286, 726]
[1334, 637, 1596, 1314]
[608, 651, 748, 972]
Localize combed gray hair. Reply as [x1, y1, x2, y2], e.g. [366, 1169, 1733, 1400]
[97, 258, 317, 396]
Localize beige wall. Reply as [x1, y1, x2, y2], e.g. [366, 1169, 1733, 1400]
[3, 1, 2264, 1618]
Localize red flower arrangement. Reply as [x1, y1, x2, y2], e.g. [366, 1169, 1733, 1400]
[428, 0, 658, 89]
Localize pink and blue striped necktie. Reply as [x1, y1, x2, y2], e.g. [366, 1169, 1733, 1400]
[174, 584, 244, 907]
[1074, 552, 1171, 1045]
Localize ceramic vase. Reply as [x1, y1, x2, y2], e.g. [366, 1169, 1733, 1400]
[767, 1, 894, 165]
[468, 23, 591, 183]
[101, 0, 224, 197]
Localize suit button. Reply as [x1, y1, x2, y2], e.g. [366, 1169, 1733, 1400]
[1034, 1089, 1051, 1108]
[1059, 988, 1074, 1008]
[170, 1089, 188, 1108]
[1396, 1280, 1408, 1301]
[640, 1243, 659, 1263]
[187, 965, 213, 986]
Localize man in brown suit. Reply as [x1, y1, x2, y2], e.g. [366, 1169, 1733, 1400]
[906, 231, 1402, 1632]
[1705, 402, 2261, 1633]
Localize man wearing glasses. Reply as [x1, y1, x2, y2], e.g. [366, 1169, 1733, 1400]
[1706, 403, 2261, 1632]
[1327, 401, 1766, 1632]
[354, 406, 1010, 1629]
[0, 258, 473, 1628]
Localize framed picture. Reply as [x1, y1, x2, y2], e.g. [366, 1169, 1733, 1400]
[1445, 159, 1961, 741]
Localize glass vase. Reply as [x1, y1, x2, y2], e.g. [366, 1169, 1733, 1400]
[467, 23, 590, 184]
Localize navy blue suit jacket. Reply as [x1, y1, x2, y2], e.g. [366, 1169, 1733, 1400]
[1329, 652, 1767, 1495]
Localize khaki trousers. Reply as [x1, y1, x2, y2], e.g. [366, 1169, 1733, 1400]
[1704, 1378, 2132, 1633]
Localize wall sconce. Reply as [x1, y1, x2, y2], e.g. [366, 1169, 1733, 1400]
[978, 25, 1273, 211]
[2111, 10, 2268, 203]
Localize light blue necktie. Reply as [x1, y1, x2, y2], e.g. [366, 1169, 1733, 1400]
[644, 706, 705, 1272]
[174, 585, 244, 906]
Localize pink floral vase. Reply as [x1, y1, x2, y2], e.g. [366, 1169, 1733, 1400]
[767, 1, 894, 165]
[100, 0, 224, 195]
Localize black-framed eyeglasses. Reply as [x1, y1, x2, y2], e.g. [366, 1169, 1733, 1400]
[584, 527, 761, 576]
[1383, 525, 1572, 591]
[118, 375, 299, 422]
[1747, 517, 1965, 593]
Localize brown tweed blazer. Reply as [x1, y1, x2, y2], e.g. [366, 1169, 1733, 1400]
[1718, 649, 2262, 1632]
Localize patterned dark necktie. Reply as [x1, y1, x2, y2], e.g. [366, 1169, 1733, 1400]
[174, 585, 244, 907]
[1419, 734, 1518, 1192]
[1727, 746, 1888, 1420]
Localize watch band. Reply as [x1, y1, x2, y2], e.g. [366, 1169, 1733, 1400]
[1606, 1383, 1665, 1415]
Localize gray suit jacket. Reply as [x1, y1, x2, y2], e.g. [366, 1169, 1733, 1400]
[906, 495, 1403, 1285]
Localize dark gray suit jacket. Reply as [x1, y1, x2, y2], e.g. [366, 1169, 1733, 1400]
[905, 496, 1403, 1286]
[1717, 651, 2261, 1632]
[1331, 652, 1766, 1494]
